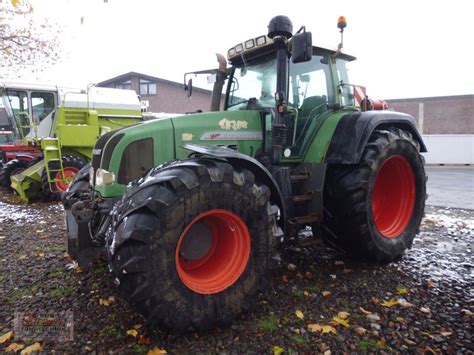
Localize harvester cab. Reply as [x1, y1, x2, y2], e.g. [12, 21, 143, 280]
[63, 16, 427, 333]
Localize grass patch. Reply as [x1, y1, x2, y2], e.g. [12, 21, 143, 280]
[49, 286, 76, 298]
[6, 283, 46, 303]
[93, 264, 107, 275]
[100, 324, 123, 339]
[289, 334, 310, 347]
[291, 289, 305, 298]
[358, 340, 388, 351]
[258, 314, 280, 332]
[40, 245, 66, 253]
[131, 344, 149, 354]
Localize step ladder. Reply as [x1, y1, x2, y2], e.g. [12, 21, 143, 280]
[42, 138, 65, 190]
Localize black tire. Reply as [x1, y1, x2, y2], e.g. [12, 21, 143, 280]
[107, 158, 280, 332]
[41, 154, 87, 201]
[0, 159, 28, 189]
[321, 128, 426, 262]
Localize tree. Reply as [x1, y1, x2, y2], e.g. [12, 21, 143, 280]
[0, 0, 61, 78]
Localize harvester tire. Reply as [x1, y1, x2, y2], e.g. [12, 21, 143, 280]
[42, 154, 87, 201]
[321, 128, 426, 262]
[0, 159, 28, 189]
[107, 159, 279, 333]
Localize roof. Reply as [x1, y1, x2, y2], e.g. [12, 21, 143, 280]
[96, 71, 213, 95]
[385, 94, 474, 102]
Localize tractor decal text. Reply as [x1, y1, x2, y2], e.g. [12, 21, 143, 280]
[181, 133, 193, 141]
[201, 131, 262, 141]
[218, 118, 248, 131]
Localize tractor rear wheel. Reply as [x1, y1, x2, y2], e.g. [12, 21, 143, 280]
[0, 159, 28, 189]
[321, 128, 426, 262]
[107, 159, 279, 332]
[41, 154, 87, 201]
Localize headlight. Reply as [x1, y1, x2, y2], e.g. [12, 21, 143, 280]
[95, 168, 115, 186]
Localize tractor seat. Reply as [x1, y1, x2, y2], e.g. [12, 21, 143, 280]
[297, 95, 327, 133]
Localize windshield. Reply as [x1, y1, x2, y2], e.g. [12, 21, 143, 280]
[226, 53, 333, 112]
[226, 54, 277, 110]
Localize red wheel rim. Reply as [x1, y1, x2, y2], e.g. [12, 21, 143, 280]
[175, 209, 251, 294]
[55, 167, 79, 192]
[372, 155, 415, 238]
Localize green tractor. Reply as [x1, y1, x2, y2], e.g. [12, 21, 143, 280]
[63, 16, 426, 332]
[0, 83, 145, 202]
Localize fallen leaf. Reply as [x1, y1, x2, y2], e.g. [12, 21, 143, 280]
[282, 274, 288, 283]
[303, 291, 309, 297]
[359, 307, 372, 315]
[440, 331, 452, 337]
[17, 255, 27, 260]
[376, 339, 386, 348]
[5, 342, 25, 353]
[307, 323, 322, 333]
[337, 311, 350, 319]
[332, 316, 350, 328]
[354, 327, 367, 335]
[293, 328, 300, 334]
[99, 298, 110, 306]
[420, 307, 431, 314]
[10, 0, 20, 8]
[133, 323, 142, 329]
[397, 299, 414, 308]
[461, 309, 473, 316]
[396, 286, 409, 295]
[147, 348, 167, 355]
[0, 331, 13, 344]
[126, 329, 138, 337]
[20, 343, 42, 354]
[321, 325, 337, 334]
[381, 299, 399, 307]
[272, 346, 285, 355]
[322, 291, 331, 297]
[138, 334, 150, 345]
[36, 253, 45, 258]
[305, 271, 313, 278]
[295, 310, 304, 320]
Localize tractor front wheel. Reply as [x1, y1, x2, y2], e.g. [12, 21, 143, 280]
[0, 159, 29, 189]
[107, 159, 279, 332]
[322, 128, 426, 262]
[41, 155, 87, 201]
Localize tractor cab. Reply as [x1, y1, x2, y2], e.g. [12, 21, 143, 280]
[224, 29, 357, 161]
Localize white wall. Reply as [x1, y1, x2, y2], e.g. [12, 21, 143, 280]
[422, 135, 474, 165]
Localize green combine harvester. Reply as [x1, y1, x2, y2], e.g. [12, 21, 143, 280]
[64, 16, 427, 332]
[0, 83, 144, 202]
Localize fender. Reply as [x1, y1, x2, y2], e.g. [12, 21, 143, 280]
[183, 143, 287, 230]
[326, 111, 427, 164]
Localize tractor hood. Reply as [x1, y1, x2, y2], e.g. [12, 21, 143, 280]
[93, 110, 265, 198]
[171, 110, 264, 160]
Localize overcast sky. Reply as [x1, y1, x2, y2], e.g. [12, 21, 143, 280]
[19, 0, 474, 99]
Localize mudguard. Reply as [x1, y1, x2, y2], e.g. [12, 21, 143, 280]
[326, 111, 427, 164]
[183, 144, 286, 229]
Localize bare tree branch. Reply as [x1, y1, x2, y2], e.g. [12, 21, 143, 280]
[0, 0, 62, 78]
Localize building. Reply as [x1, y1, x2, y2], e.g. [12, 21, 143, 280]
[385, 95, 473, 134]
[97, 72, 214, 114]
[386, 95, 473, 164]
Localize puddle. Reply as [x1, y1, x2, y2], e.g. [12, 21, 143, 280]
[0, 201, 42, 224]
[396, 207, 473, 287]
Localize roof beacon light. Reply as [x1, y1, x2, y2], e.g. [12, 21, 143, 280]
[337, 16, 347, 31]
[337, 16, 347, 52]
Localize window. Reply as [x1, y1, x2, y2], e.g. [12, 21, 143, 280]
[139, 79, 157, 96]
[31, 92, 55, 122]
[115, 80, 131, 90]
[118, 138, 154, 184]
[6, 90, 30, 136]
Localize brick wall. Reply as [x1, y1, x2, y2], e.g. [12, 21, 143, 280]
[385, 95, 473, 134]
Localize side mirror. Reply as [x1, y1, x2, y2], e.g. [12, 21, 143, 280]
[292, 31, 312, 63]
[184, 78, 193, 97]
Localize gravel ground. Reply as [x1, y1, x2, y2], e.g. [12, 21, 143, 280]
[0, 189, 472, 354]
